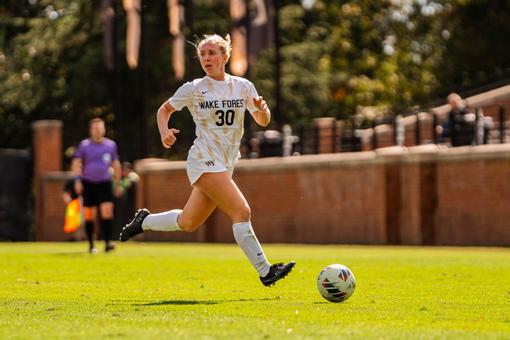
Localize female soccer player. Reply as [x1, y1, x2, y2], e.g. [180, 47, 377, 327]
[120, 34, 295, 286]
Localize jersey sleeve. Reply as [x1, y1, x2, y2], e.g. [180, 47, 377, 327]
[245, 81, 260, 114]
[111, 141, 119, 161]
[168, 82, 193, 111]
[74, 141, 84, 159]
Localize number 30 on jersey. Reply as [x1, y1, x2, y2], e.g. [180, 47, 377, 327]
[215, 109, 235, 126]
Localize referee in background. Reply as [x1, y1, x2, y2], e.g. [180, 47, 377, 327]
[72, 118, 123, 253]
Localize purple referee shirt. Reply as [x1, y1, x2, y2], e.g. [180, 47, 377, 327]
[74, 138, 119, 182]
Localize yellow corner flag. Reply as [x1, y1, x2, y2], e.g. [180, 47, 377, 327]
[64, 198, 84, 234]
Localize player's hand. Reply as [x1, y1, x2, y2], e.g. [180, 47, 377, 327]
[253, 96, 271, 127]
[253, 96, 269, 113]
[114, 184, 123, 198]
[161, 128, 180, 149]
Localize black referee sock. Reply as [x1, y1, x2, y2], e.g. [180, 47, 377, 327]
[85, 221, 95, 249]
[101, 218, 113, 244]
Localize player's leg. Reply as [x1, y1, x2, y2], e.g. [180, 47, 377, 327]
[84, 206, 97, 253]
[121, 152, 218, 241]
[120, 187, 217, 241]
[95, 180, 115, 252]
[195, 172, 295, 285]
[143, 186, 216, 232]
[176, 187, 217, 232]
[99, 200, 115, 252]
[194, 172, 250, 222]
[194, 172, 272, 276]
[82, 180, 97, 253]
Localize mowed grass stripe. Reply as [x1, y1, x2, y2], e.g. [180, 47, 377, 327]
[0, 243, 509, 339]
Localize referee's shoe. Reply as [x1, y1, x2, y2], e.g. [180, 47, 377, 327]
[119, 208, 150, 242]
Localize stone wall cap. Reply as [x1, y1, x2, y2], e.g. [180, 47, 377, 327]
[431, 85, 510, 118]
[134, 158, 170, 171]
[438, 143, 510, 161]
[136, 159, 186, 173]
[465, 84, 510, 107]
[375, 145, 406, 156]
[313, 117, 336, 127]
[407, 144, 442, 154]
[374, 124, 391, 133]
[135, 152, 384, 174]
[31, 120, 63, 129]
[236, 152, 380, 171]
[133, 143, 510, 173]
[403, 144, 443, 162]
[42, 171, 73, 180]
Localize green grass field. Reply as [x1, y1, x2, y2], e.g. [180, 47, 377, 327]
[0, 242, 509, 339]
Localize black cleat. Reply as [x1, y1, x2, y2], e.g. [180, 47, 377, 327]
[119, 208, 150, 242]
[260, 261, 296, 287]
[105, 242, 116, 252]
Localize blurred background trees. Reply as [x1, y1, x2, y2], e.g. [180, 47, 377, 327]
[1, 0, 509, 161]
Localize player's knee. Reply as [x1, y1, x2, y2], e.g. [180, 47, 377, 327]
[177, 215, 200, 233]
[231, 203, 251, 222]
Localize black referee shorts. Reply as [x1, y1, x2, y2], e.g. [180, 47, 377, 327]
[82, 180, 114, 207]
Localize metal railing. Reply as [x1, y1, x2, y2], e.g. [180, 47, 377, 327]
[243, 105, 509, 158]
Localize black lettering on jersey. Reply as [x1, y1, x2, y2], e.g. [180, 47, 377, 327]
[199, 100, 219, 109]
[205, 160, 215, 166]
[221, 99, 244, 108]
[215, 109, 235, 126]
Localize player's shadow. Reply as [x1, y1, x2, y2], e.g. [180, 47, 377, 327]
[138, 300, 218, 306]
[133, 297, 276, 306]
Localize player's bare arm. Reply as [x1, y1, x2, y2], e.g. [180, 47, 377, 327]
[112, 159, 123, 197]
[71, 157, 83, 194]
[252, 96, 271, 127]
[157, 101, 180, 149]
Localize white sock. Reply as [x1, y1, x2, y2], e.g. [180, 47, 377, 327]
[232, 221, 271, 277]
[141, 209, 182, 232]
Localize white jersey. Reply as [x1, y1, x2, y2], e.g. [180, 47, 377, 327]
[168, 74, 259, 167]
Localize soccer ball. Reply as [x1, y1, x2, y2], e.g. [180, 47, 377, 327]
[317, 264, 356, 303]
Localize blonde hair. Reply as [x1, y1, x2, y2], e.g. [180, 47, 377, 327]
[196, 34, 232, 62]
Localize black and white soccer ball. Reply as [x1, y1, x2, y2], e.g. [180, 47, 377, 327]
[317, 264, 356, 303]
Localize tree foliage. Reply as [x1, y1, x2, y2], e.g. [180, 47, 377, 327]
[252, 0, 445, 126]
[435, 0, 510, 95]
[0, 0, 107, 150]
[1, 0, 509, 160]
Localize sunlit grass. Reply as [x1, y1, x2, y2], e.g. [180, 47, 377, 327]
[0, 242, 509, 339]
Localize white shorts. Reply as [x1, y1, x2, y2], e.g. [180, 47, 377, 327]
[186, 146, 234, 185]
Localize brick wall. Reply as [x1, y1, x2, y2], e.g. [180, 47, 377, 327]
[130, 145, 510, 246]
[435, 145, 510, 246]
[136, 160, 206, 243]
[235, 154, 387, 244]
[135, 153, 387, 245]
[37, 172, 85, 241]
[400, 145, 439, 245]
[32, 120, 62, 241]
[32, 85, 510, 245]
[37, 143, 510, 246]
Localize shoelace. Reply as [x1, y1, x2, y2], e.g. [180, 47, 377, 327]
[272, 263, 284, 271]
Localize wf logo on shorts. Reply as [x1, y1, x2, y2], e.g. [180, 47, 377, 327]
[205, 160, 215, 166]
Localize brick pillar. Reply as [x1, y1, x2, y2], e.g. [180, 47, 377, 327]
[401, 144, 439, 245]
[32, 120, 63, 240]
[376, 146, 405, 244]
[335, 120, 344, 152]
[314, 117, 336, 154]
